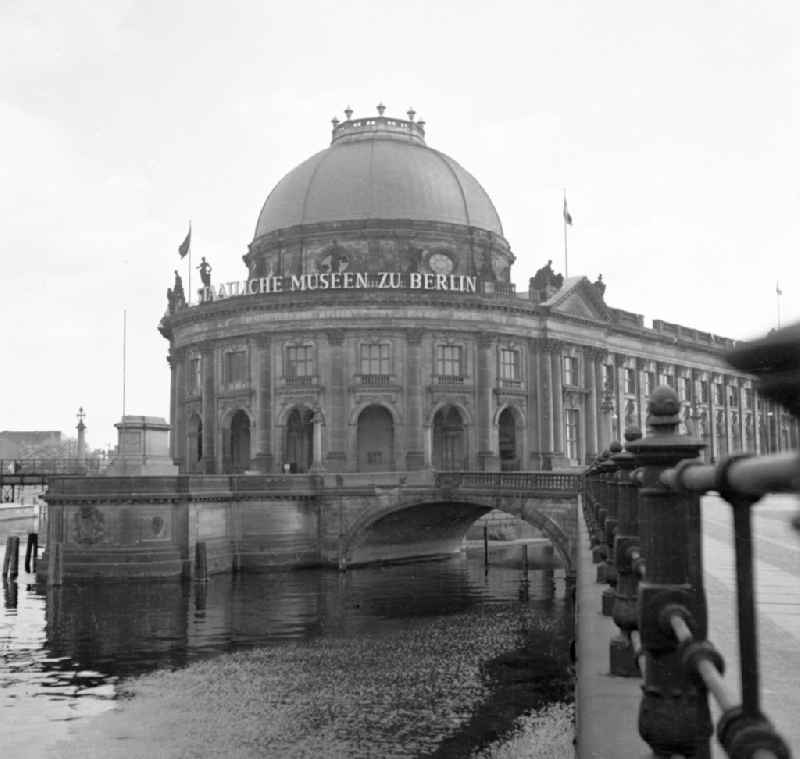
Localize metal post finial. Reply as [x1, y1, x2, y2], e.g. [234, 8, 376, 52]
[344, 105, 353, 120]
[377, 102, 386, 116]
[407, 107, 416, 121]
[331, 116, 340, 127]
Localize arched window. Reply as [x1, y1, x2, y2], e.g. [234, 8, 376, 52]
[230, 410, 250, 473]
[357, 405, 394, 471]
[498, 407, 519, 471]
[187, 413, 202, 473]
[433, 405, 466, 471]
[285, 408, 313, 473]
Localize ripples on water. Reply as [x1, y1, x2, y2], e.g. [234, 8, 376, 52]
[1, 525, 574, 758]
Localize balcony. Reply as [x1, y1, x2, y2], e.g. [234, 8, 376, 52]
[359, 374, 392, 386]
[435, 375, 464, 385]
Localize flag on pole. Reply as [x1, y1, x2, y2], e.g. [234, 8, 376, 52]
[563, 196, 573, 226]
[776, 281, 783, 296]
[178, 224, 192, 259]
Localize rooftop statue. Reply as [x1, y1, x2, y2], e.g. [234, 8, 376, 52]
[593, 273, 606, 298]
[529, 259, 564, 303]
[197, 257, 212, 288]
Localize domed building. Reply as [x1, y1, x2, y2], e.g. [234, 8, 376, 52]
[160, 107, 798, 475]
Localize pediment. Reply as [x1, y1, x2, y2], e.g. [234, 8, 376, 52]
[545, 277, 610, 322]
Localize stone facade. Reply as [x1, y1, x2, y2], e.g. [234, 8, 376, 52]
[159, 111, 799, 476]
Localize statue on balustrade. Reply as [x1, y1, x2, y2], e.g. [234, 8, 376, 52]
[529, 259, 564, 303]
[166, 270, 186, 315]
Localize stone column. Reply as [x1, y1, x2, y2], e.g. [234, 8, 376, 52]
[477, 333, 498, 471]
[253, 336, 272, 472]
[528, 338, 543, 468]
[614, 354, 626, 443]
[172, 352, 186, 470]
[723, 376, 732, 453]
[405, 329, 424, 469]
[709, 373, 719, 461]
[201, 342, 217, 474]
[551, 345, 565, 454]
[754, 395, 762, 454]
[584, 348, 600, 460]
[326, 330, 347, 469]
[311, 407, 325, 471]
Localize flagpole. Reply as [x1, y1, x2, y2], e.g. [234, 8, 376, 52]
[187, 220, 192, 305]
[122, 309, 127, 418]
[776, 282, 782, 328]
[563, 189, 569, 277]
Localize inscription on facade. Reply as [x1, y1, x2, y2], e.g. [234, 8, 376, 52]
[200, 272, 477, 302]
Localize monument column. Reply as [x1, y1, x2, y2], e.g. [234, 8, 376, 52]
[76, 407, 87, 463]
[405, 329, 424, 469]
[326, 330, 347, 470]
[754, 394, 762, 454]
[201, 342, 217, 474]
[253, 336, 273, 472]
[477, 333, 498, 471]
[614, 354, 626, 443]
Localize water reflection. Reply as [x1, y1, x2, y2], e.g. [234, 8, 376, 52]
[3, 537, 572, 756]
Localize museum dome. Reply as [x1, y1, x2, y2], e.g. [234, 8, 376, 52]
[253, 106, 504, 240]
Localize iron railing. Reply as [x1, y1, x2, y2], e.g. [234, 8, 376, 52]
[0, 458, 102, 476]
[435, 470, 584, 493]
[583, 321, 799, 759]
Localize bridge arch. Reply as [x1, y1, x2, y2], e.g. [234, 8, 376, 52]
[220, 407, 253, 473]
[340, 495, 573, 572]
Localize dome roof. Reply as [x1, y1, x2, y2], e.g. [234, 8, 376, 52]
[254, 111, 504, 240]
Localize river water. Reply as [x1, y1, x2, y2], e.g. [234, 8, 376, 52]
[0, 522, 574, 758]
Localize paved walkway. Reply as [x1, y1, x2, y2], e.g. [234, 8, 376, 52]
[575, 494, 800, 758]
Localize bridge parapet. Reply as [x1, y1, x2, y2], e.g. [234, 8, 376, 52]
[579, 321, 800, 759]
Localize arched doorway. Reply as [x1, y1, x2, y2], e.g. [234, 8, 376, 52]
[230, 410, 251, 473]
[433, 405, 465, 470]
[357, 405, 394, 471]
[498, 407, 519, 471]
[285, 408, 313, 473]
[186, 413, 203, 473]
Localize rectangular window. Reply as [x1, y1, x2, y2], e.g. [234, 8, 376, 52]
[188, 357, 201, 394]
[224, 350, 247, 386]
[642, 371, 655, 397]
[500, 349, 521, 381]
[565, 409, 580, 461]
[563, 355, 578, 386]
[714, 384, 724, 405]
[436, 345, 463, 378]
[603, 364, 615, 392]
[624, 367, 636, 395]
[678, 376, 691, 401]
[700, 380, 710, 403]
[360, 343, 390, 376]
[662, 374, 675, 389]
[744, 388, 753, 410]
[729, 386, 739, 407]
[286, 345, 313, 379]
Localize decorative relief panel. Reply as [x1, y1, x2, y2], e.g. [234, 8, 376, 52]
[139, 509, 172, 542]
[71, 506, 106, 546]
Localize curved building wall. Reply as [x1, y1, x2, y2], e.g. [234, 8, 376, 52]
[163, 280, 795, 475]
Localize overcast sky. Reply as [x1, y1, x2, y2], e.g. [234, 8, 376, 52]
[2, 1, 798, 448]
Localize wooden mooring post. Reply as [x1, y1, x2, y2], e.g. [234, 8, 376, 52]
[195, 540, 208, 582]
[3, 536, 20, 579]
[24, 533, 38, 574]
[483, 523, 489, 571]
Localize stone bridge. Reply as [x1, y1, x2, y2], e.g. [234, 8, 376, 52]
[39, 470, 583, 582]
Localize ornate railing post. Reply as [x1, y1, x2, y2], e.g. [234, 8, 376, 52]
[627, 386, 711, 758]
[589, 451, 610, 564]
[601, 440, 623, 613]
[609, 426, 643, 676]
